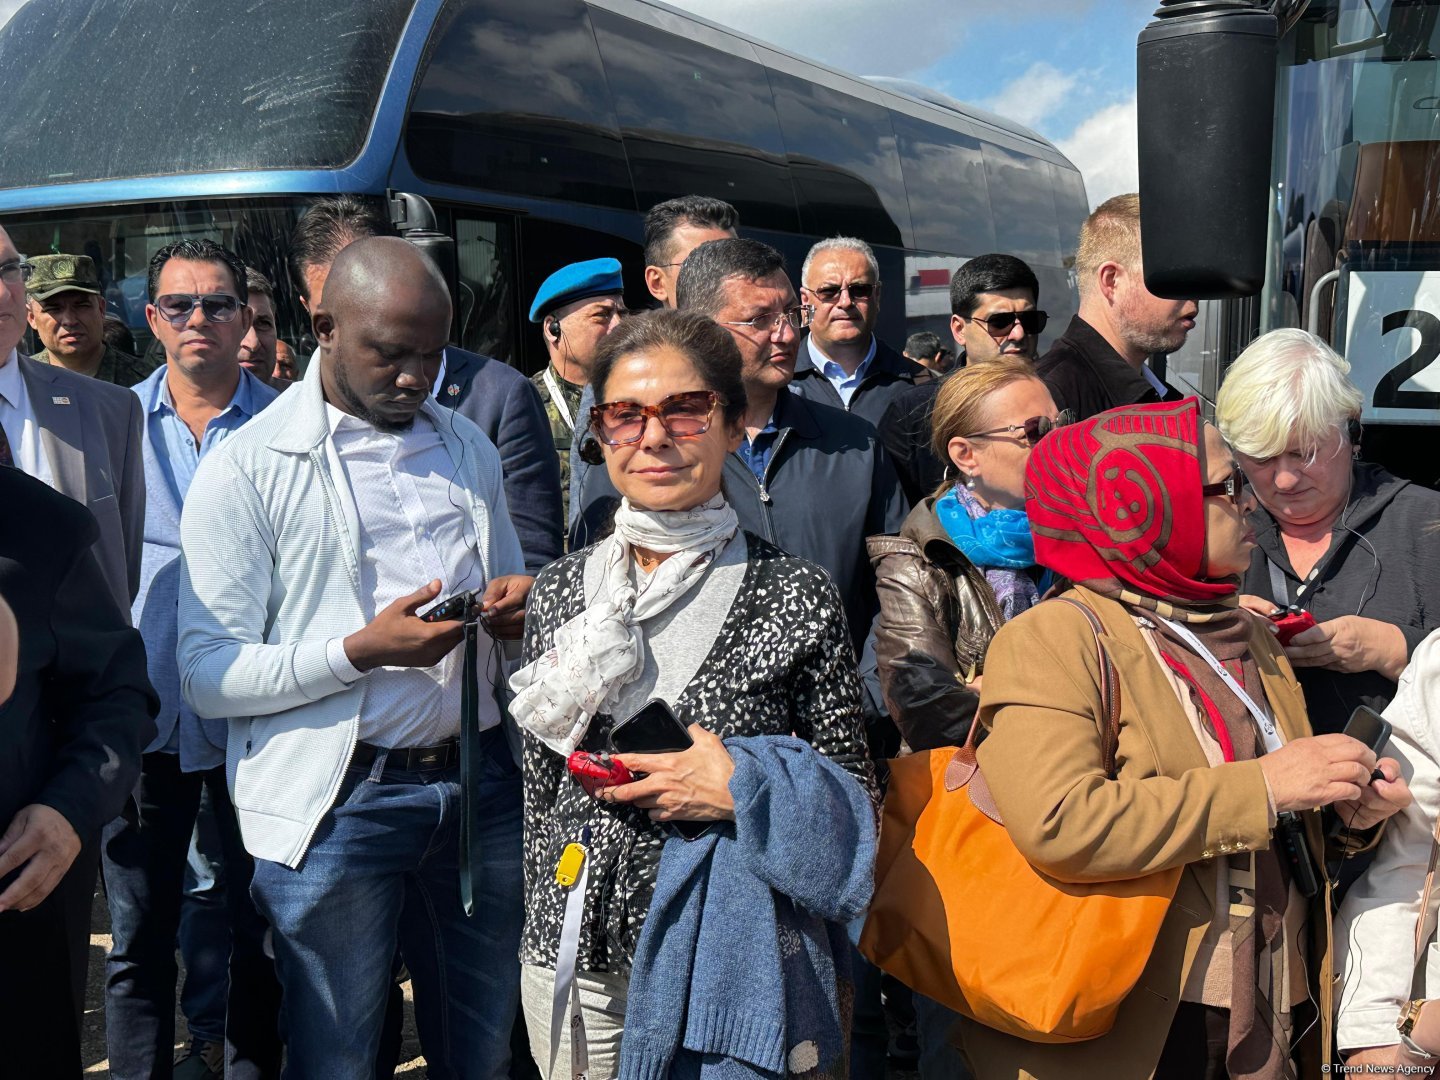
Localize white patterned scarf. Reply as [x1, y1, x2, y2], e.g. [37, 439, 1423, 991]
[508, 494, 739, 755]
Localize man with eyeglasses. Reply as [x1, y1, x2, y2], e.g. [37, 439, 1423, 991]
[1038, 193, 1194, 421]
[101, 238, 284, 1080]
[26, 253, 157, 388]
[879, 254, 1046, 506]
[0, 226, 143, 616]
[791, 236, 928, 429]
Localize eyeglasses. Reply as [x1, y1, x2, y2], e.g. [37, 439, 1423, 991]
[718, 305, 813, 334]
[973, 310, 1049, 336]
[961, 412, 1072, 448]
[590, 389, 725, 447]
[808, 281, 879, 305]
[1201, 462, 1249, 506]
[0, 259, 31, 285]
[154, 293, 241, 326]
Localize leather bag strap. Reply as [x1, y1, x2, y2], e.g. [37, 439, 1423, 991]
[1052, 596, 1123, 779]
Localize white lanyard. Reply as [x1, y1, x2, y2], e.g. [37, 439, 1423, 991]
[1154, 615, 1285, 756]
[542, 367, 576, 433]
[551, 842, 590, 1080]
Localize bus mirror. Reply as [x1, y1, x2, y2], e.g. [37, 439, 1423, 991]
[387, 190, 461, 344]
[1137, 5, 1277, 299]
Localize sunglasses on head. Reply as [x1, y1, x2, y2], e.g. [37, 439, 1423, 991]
[590, 390, 724, 447]
[962, 411, 1072, 448]
[155, 293, 241, 326]
[809, 281, 878, 305]
[974, 310, 1049, 336]
[1201, 462, 1249, 506]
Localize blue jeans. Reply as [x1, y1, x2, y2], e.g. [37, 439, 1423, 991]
[178, 781, 229, 1044]
[250, 728, 523, 1080]
[102, 753, 282, 1079]
[914, 994, 973, 1079]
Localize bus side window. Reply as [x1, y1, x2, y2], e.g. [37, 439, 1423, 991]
[453, 214, 520, 366]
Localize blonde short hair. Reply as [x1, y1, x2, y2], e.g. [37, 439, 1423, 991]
[1076, 193, 1142, 301]
[929, 359, 1041, 492]
[1215, 328, 1363, 460]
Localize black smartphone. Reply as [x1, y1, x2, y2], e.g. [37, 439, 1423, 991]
[1343, 705, 1393, 759]
[420, 590, 474, 624]
[610, 699, 694, 755]
[609, 700, 707, 840]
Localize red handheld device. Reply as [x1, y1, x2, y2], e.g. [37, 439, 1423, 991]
[566, 751, 634, 798]
[1271, 609, 1317, 646]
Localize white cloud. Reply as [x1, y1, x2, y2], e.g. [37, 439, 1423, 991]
[983, 62, 1079, 129]
[0, 0, 24, 27]
[1057, 94, 1138, 208]
[665, 0, 1096, 78]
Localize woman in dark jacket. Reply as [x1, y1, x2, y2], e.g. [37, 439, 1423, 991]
[1217, 329, 1440, 734]
[509, 309, 876, 1078]
[869, 359, 1063, 752]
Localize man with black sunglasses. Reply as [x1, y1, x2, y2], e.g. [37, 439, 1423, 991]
[878, 253, 1045, 505]
[101, 238, 285, 1080]
[1038, 193, 1194, 420]
[792, 236, 928, 429]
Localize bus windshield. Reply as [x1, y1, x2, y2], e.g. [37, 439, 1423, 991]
[0, 0, 414, 190]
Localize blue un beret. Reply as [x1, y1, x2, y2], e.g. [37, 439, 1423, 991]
[528, 258, 624, 323]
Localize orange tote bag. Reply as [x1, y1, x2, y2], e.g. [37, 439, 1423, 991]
[859, 599, 1181, 1043]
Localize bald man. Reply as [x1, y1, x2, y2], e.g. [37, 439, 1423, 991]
[177, 237, 531, 1077]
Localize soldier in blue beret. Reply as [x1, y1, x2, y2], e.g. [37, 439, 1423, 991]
[528, 258, 626, 527]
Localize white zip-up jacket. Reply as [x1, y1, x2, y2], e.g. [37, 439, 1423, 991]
[1336, 629, 1440, 1050]
[177, 368, 524, 868]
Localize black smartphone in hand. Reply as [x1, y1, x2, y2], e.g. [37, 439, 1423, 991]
[1343, 705, 1393, 760]
[420, 590, 474, 624]
[609, 700, 708, 840]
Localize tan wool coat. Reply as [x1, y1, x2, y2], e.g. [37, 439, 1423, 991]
[957, 586, 1333, 1080]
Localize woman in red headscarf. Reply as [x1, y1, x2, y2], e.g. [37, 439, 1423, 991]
[954, 399, 1410, 1080]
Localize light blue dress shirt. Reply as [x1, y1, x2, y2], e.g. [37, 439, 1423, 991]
[146, 366, 262, 504]
[805, 336, 877, 407]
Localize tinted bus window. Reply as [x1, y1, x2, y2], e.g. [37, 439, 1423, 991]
[407, 0, 634, 210]
[984, 142, 1062, 268]
[889, 111, 996, 256]
[768, 70, 911, 248]
[450, 212, 520, 363]
[590, 9, 799, 232]
[1051, 162, 1090, 265]
[0, 0, 412, 189]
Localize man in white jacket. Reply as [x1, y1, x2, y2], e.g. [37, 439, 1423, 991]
[178, 237, 531, 1077]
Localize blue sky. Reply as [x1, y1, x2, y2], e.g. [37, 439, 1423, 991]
[669, 0, 1159, 207]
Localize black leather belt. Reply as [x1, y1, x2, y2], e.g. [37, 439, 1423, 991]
[351, 738, 460, 772]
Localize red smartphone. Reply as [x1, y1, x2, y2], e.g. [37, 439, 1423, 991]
[566, 751, 634, 798]
[1270, 608, 1317, 646]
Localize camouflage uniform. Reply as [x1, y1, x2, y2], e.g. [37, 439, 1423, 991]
[33, 343, 158, 388]
[25, 253, 159, 388]
[531, 364, 584, 528]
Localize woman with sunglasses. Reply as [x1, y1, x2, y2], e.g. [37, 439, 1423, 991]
[955, 399, 1409, 1080]
[870, 359, 1063, 754]
[508, 309, 877, 1078]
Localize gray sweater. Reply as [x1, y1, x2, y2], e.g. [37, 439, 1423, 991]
[1242, 461, 1440, 734]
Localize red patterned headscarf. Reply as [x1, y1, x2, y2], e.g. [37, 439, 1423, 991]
[1025, 397, 1237, 607]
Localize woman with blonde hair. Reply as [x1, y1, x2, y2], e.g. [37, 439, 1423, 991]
[1217, 328, 1440, 735]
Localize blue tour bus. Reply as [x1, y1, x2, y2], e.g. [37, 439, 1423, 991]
[0, 0, 1089, 373]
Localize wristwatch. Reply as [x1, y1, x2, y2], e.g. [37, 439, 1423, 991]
[1398, 998, 1425, 1039]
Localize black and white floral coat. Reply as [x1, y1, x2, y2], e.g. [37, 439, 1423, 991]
[517, 532, 877, 974]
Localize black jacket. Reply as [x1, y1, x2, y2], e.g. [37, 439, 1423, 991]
[1036, 315, 1181, 421]
[1242, 461, 1440, 734]
[0, 468, 157, 849]
[437, 346, 564, 574]
[878, 375, 948, 507]
[789, 334, 930, 429]
[572, 390, 908, 653]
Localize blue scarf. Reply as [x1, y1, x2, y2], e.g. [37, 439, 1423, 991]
[934, 485, 1050, 620]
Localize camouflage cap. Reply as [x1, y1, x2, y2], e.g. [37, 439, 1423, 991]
[26, 254, 102, 301]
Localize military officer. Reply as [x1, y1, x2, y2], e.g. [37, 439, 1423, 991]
[27, 254, 157, 388]
[527, 258, 626, 528]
